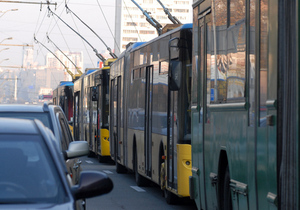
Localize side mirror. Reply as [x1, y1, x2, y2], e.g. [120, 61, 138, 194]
[169, 60, 182, 91]
[72, 171, 113, 200]
[63, 141, 89, 160]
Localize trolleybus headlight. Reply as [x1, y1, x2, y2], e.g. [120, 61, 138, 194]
[186, 161, 191, 166]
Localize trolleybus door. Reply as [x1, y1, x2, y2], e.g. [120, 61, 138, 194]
[167, 54, 180, 189]
[144, 66, 153, 177]
[191, 11, 211, 209]
[110, 79, 116, 160]
[97, 84, 101, 155]
[112, 77, 122, 162]
[256, 1, 278, 207]
[91, 86, 99, 155]
[167, 87, 179, 189]
[74, 92, 80, 140]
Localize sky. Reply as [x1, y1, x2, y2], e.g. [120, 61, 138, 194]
[0, 0, 116, 69]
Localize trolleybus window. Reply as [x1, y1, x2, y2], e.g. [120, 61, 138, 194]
[259, 0, 268, 127]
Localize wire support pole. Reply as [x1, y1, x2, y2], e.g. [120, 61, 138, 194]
[65, 4, 117, 59]
[47, 33, 82, 75]
[47, 6, 106, 63]
[34, 35, 74, 78]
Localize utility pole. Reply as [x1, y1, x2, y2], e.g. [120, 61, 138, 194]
[0, 43, 33, 47]
[0, 1, 56, 6]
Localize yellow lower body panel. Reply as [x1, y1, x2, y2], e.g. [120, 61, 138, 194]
[100, 128, 110, 156]
[177, 144, 192, 197]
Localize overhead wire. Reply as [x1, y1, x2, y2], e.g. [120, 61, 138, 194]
[69, 11, 95, 68]
[96, 0, 120, 53]
[33, 1, 66, 65]
[34, 7, 46, 35]
[52, 17, 72, 52]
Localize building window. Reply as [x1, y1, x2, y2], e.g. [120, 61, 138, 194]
[125, 22, 137, 26]
[139, 30, 155, 34]
[173, 9, 189, 13]
[122, 37, 138, 42]
[159, 61, 168, 75]
[123, 30, 138, 34]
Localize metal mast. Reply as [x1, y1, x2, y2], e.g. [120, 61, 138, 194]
[156, 0, 181, 24]
[130, 0, 162, 35]
[65, 4, 117, 59]
[47, 33, 83, 75]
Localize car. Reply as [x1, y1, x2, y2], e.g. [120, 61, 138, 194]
[0, 103, 81, 185]
[0, 118, 113, 209]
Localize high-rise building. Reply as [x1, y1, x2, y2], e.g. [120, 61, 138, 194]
[22, 46, 38, 69]
[114, 0, 193, 55]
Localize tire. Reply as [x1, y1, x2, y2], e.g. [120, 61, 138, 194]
[164, 189, 177, 205]
[98, 155, 104, 163]
[116, 161, 126, 174]
[222, 165, 233, 210]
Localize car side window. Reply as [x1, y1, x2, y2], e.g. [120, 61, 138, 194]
[61, 113, 73, 145]
[57, 113, 68, 151]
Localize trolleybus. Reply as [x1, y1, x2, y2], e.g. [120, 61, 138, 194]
[52, 81, 74, 122]
[73, 58, 115, 162]
[109, 24, 193, 204]
[190, 0, 298, 209]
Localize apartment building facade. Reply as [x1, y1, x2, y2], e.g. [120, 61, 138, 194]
[114, 0, 193, 55]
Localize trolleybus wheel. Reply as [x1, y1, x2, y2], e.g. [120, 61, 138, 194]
[116, 161, 126, 174]
[164, 188, 177, 205]
[98, 154, 104, 163]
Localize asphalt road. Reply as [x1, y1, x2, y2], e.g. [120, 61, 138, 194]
[80, 156, 197, 210]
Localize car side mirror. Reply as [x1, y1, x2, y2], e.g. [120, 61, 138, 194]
[63, 141, 89, 160]
[72, 171, 113, 200]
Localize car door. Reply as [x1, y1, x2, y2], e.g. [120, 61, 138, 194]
[56, 109, 82, 184]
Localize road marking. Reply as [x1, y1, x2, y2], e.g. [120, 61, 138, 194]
[130, 186, 146, 192]
[85, 160, 94, 164]
[103, 170, 113, 174]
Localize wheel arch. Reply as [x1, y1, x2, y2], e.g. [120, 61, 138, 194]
[217, 149, 230, 208]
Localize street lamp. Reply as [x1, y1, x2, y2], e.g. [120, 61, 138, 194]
[0, 48, 9, 53]
[0, 37, 12, 44]
[0, 9, 18, 18]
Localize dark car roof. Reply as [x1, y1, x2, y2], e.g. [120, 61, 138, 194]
[0, 117, 40, 134]
[0, 104, 48, 112]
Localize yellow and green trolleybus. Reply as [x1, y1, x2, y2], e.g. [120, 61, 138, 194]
[190, 0, 298, 209]
[109, 24, 193, 204]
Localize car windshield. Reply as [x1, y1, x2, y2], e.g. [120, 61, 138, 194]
[0, 112, 53, 132]
[0, 134, 69, 204]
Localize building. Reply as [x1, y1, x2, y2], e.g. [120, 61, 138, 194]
[46, 50, 83, 81]
[114, 0, 193, 55]
[13, 49, 84, 103]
